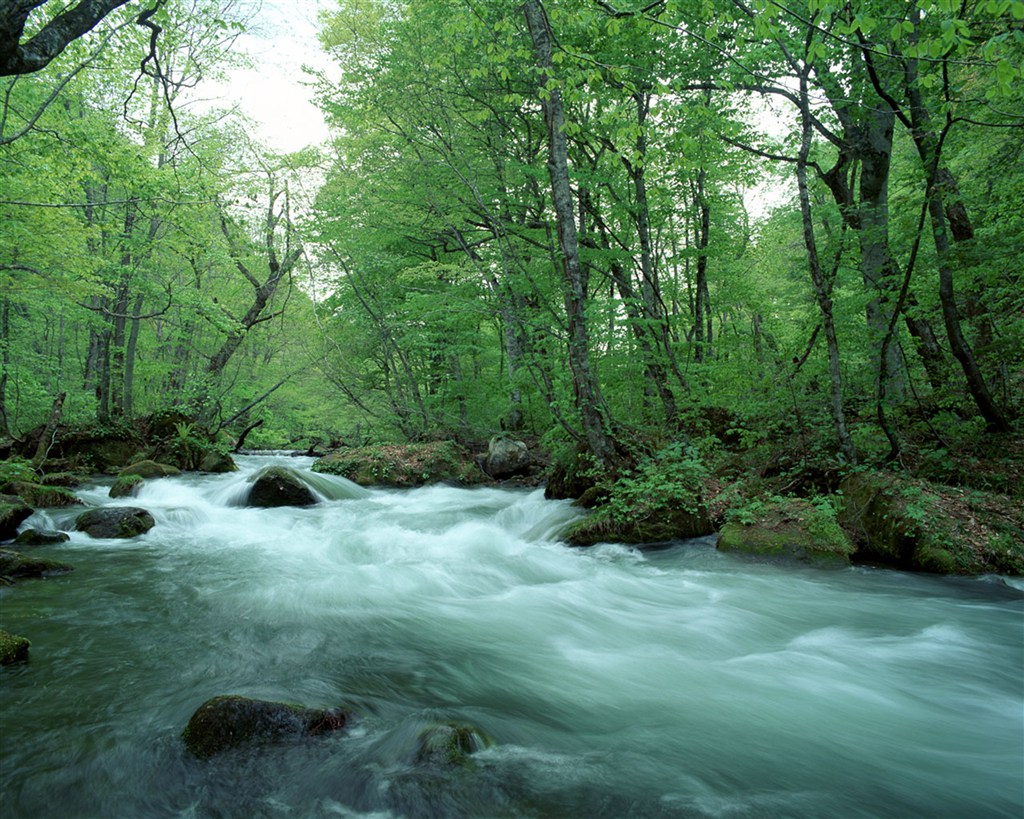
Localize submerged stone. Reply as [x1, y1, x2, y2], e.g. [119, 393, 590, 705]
[182, 695, 352, 759]
[13, 528, 70, 546]
[0, 630, 30, 665]
[246, 466, 317, 507]
[0, 548, 73, 579]
[75, 507, 155, 538]
[415, 721, 493, 767]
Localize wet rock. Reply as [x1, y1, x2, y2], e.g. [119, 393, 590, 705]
[563, 506, 713, 547]
[0, 548, 73, 579]
[199, 451, 237, 473]
[247, 466, 317, 507]
[119, 460, 181, 479]
[717, 498, 854, 566]
[483, 435, 531, 479]
[109, 474, 144, 499]
[415, 721, 493, 767]
[13, 529, 70, 546]
[182, 695, 352, 759]
[2, 481, 81, 509]
[0, 630, 30, 665]
[75, 507, 155, 538]
[0, 495, 33, 541]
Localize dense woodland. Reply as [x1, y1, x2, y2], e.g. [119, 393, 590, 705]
[1, 0, 1023, 568]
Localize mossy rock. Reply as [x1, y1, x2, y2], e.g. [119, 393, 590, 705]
[0, 630, 30, 665]
[13, 529, 70, 546]
[247, 466, 317, 508]
[2, 480, 81, 509]
[415, 721, 494, 767]
[314, 441, 483, 488]
[0, 548, 73, 579]
[717, 498, 854, 566]
[39, 472, 84, 488]
[75, 507, 155, 539]
[109, 474, 144, 499]
[0, 494, 32, 540]
[182, 695, 352, 759]
[544, 444, 602, 501]
[563, 505, 713, 547]
[838, 471, 1024, 575]
[199, 451, 237, 473]
[118, 460, 181, 479]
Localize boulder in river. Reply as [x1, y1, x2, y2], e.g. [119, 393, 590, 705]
[119, 460, 181, 479]
[0, 494, 33, 541]
[717, 497, 854, 566]
[199, 451, 237, 473]
[0, 630, 30, 665]
[1, 480, 81, 509]
[75, 507, 155, 538]
[182, 695, 352, 759]
[415, 721, 493, 767]
[0, 548, 73, 579]
[13, 529, 70, 547]
[246, 466, 317, 508]
[482, 435, 531, 480]
[109, 474, 144, 499]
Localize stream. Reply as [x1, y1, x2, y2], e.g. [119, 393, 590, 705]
[1, 454, 1022, 818]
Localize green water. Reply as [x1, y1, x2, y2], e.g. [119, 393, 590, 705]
[1, 455, 1022, 818]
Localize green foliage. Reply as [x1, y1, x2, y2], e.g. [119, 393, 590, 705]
[606, 442, 709, 523]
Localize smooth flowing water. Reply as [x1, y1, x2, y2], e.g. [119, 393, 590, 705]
[1, 455, 1022, 818]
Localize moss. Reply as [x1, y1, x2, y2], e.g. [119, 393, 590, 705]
[717, 497, 854, 566]
[415, 721, 494, 767]
[182, 695, 351, 759]
[839, 471, 1024, 575]
[314, 441, 483, 488]
[118, 460, 181, 479]
[1, 480, 80, 509]
[0, 630, 30, 665]
[109, 474, 144, 499]
[0, 548, 73, 579]
[563, 505, 712, 547]
[0, 494, 32, 540]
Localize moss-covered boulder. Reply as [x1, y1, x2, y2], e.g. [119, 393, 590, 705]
[838, 471, 1024, 575]
[75, 507, 155, 539]
[482, 435, 531, 479]
[0, 494, 32, 540]
[13, 528, 70, 546]
[314, 441, 483, 488]
[199, 451, 237, 473]
[2, 480, 80, 508]
[109, 474, 144, 499]
[717, 498, 854, 566]
[246, 466, 317, 508]
[119, 460, 181, 479]
[0, 548, 73, 579]
[182, 695, 352, 759]
[563, 505, 712, 547]
[0, 630, 30, 665]
[544, 444, 601, 501]
[414, 721, 494, 767]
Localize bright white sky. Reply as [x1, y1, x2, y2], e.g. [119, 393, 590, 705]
[215, 0, 333, 153]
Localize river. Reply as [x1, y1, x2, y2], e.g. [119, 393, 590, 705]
[1, 454, 1022, 818]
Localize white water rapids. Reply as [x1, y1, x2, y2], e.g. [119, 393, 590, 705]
[1, 454, 1022, 817]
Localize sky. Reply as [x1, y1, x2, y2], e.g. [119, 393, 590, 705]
[213, 0, 333, 153]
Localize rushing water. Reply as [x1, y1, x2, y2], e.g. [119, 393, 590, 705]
[1, 455, 1022, 818]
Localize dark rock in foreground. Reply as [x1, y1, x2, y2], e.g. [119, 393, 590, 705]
[0, 495, 33, 541]
[0, 630, 30, 665]
[13, 529, 70, 546]
[247, 466, 317, 507]
[0, 548, 73, 579]
[75, 507, 155, 538]
[182, 695, 352, 759]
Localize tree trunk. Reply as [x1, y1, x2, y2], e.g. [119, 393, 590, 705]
[524, 0, 615, 467]
[796, 70, 857, 463]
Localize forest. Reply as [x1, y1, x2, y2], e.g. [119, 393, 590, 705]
[2, 0, 1023, 573]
